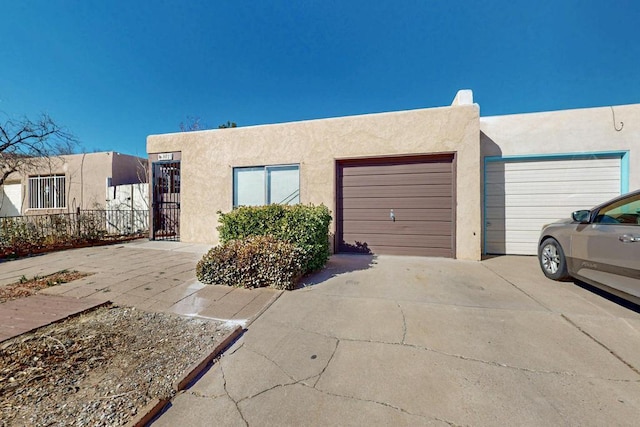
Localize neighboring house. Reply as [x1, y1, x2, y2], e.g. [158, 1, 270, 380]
[0, 151, 147, 216]
[146, 90, 639, 261]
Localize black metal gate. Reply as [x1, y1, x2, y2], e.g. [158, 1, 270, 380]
[152, 161, 180, 241]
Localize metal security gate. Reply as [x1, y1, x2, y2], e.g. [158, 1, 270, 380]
[152, 161, 180, 241]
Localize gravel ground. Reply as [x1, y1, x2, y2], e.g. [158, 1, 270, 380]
[0, 305, 232, 426]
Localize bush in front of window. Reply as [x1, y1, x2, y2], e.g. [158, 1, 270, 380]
[217, 204, 332, 274]
[196, 235, 305, 290]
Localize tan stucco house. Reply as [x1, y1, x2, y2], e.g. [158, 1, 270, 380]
[147, 90, 639, 261]
[0, 151, 147, 217]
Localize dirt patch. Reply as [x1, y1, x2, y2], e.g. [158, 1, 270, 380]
[0, 271, 92, 303]
[0, 305, 232, 426]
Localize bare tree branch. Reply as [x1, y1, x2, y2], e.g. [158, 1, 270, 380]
[0, 113, 79, 187]
[179, 116, 238, 132]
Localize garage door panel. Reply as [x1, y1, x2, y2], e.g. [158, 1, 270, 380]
[485, 181, 621, 196]
[340, 162, 452, 176]
[341, 184, 452, 198]
[361, 246, 453, 257]
[485, 156, 622, 255]
[484, 240, 532, 256]
[486, 206, 595, 220]
[342, 233, 452, 248]
[486, 169, 620, 184]
[340, 244, 452, 257]
[342, 172, 452, 187]
[342, 208, 452, 221]
[342, 197, 452, 210]
[486, 230, 540, 243]
[342, 220, 452, 235]
[486, 219, 561, 232]
[498, 158, 620, 171]
[338, 155, 454, 257]
[485, 194, 616, 208]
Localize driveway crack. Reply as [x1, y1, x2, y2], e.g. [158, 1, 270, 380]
[236, 381, 297, 403]
[313, 339, 340, 388]
[397, 302, 407, 344]
[561, 314, 640, 377]
[220, 363, 248, 426]
[303, 383, 458, 425]
[398, 341, 640, 381]
[481, 263, 551, 311]
[243, 345, 298, 383]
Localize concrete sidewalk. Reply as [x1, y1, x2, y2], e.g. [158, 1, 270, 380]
[152, 254, 640, 426]
[0, 240, 280, 333]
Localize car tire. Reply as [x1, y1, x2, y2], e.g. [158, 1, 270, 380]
[538, 238, 570, 281]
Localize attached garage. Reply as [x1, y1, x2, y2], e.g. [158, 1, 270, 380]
[484, 152, 628, 255]
[337, 154, 455, 257]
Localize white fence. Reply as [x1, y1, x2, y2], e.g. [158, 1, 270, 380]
[105, 183, 149, 234]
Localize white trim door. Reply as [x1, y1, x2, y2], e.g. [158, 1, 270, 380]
[485, 157, 622, 255]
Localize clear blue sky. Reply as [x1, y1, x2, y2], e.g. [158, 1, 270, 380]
[1, 1, 639, 156]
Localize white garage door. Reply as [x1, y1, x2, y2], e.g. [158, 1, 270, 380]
[0, 183, 22, 216]
[485, 156, 622, 255]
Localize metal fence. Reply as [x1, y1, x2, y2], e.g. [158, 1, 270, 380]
[0, 208, 149, 242]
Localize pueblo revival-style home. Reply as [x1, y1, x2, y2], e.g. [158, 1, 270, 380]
[146, 90, 639, 261]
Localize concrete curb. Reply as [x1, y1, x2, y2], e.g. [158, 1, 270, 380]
[173, 325, 244, 391]
[128, 398, 170, 427]
[245, 290, 284, 327]
[128, 325, 244, 427]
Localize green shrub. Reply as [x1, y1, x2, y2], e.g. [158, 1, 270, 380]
[0, 219, 42, 255]
[217, 204, 332, 274]
[196, 235, 305, 290]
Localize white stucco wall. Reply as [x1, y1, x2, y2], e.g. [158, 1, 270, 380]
[480, 103, 640, 190]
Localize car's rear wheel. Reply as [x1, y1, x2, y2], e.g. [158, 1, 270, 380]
[539, 238, 570, 281]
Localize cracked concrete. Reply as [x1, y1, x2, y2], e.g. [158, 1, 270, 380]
[152, 254, 640, 426]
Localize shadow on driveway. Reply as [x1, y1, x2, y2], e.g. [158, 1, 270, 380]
[299, 254, 377, 288]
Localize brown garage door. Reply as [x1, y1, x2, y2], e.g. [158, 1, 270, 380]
[337, 154, 455, 257]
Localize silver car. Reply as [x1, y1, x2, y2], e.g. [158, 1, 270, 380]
[538, 189, 640, 305]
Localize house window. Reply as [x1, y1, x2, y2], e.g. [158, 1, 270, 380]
[28, 175, 66, 209]
[233, 164, 300, 207]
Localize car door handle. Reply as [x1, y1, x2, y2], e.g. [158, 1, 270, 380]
[619, 234, 640, 243]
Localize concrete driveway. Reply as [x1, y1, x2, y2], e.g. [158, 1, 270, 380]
[153, 254, 640, 426]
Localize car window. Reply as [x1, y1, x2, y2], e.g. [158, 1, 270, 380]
[593, 193, 640, 225]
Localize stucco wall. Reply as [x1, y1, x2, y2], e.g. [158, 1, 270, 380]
[65, 152, 114, 211]
[480, 104, 640, 190]
[148, 104, 482, 260]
